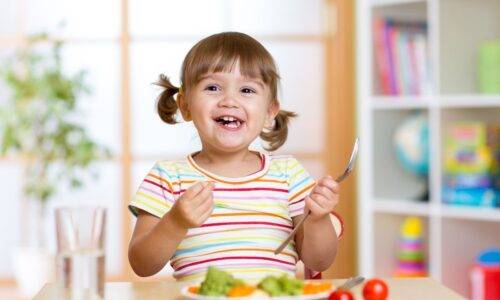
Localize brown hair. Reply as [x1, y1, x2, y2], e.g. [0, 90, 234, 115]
[155, 31, 296, 151]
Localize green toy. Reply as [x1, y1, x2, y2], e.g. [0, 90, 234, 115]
[478, 41, 500, 93]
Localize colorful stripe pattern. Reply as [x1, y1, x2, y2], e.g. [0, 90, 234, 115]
[129, 153, 316, 283]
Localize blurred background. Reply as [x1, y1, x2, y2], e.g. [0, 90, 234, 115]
[0, 0, 499, 299]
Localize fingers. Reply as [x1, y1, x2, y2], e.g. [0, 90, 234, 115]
[312, 185, 336, 201]
[306, 175, 340, 217]
[311, 176, 339, 202]
[193, 185, 214, 215]
[181, 181, 213, 202]
[172, 181, 215, 228]
[319, 176, 340, 193]
[305, 195, 325, 215]
[189, 182, 214, 223]
[182, 181, 207, 199]
[191, 182, 214, 205]
[309, 192, 332, 211]
[197, 201, 214, 224]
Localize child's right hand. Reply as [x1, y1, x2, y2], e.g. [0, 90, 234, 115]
[168, 181, 215, 229]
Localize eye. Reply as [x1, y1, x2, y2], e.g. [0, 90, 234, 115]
[241, 87, 256, 94]
[204, 84, 220, 92]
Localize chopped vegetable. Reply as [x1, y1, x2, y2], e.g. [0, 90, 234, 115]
[303, 282, 333, 294]
[227, 285, 256, 297]
[258, 274, 304, 296]
[258, 276, 282, 296]
[187, 286, 199, 294]
[193, 267, 331, 297]
[198, 267, 244, 296]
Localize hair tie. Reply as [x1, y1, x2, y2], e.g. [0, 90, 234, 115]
[178, 86, 183, 95]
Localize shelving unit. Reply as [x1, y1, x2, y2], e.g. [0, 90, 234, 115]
[357, 0, 500, 297]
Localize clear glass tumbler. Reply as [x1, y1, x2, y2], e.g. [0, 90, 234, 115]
[55, 206, 106, 300]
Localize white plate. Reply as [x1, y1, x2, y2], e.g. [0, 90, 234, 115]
[180, 285, 334, 300]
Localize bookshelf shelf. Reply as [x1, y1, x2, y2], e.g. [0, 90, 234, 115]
[439, 95, 500, 108]
[357, 0, 500, 297]
[441, 206, 500, 222]
[371, 0, 427, 8]
[373, 199, 431, 216]
[372, 96, 432, 109]
[371, 95, 500, 109]
[374, 202, 500, 222]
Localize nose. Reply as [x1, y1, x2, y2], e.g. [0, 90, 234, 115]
[218, 90, 239, 108]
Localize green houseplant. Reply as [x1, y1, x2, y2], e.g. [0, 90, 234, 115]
[0, 34, 110, 296]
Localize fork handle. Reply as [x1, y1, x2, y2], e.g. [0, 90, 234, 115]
[273, 210, 311, 254]
[335, 170, 349, 183]
[274, 168, 352, 255]
[339, 276, 365, 290]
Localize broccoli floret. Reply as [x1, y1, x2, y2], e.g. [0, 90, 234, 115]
[258, 276, 283, 296]
[258, 274, 304, 296]
[279, 274, 303, 295]
[198, 267, 241, 296]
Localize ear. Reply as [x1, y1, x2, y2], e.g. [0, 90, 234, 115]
[267, 100, 280, 124]
[177, 93, 192, 121]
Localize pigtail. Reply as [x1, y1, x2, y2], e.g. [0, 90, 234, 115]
[155, 74, 180, 124]
[260, 109, 297, 152]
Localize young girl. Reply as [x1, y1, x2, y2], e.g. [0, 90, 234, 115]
[128, 32, 341, 283]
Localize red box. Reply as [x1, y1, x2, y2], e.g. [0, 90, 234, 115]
[471, 264, 500, 300]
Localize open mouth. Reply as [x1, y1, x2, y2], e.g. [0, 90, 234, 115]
[214, 115, 245, 129]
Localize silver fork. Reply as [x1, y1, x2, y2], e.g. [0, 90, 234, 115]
[335, 275, 365, 291]
[274, 138, 359, 255]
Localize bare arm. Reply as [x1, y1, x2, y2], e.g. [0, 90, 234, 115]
[128, 210, 187, 276]
[293, 213, 338, 272]
[294, 176, 339, 272]
[128, 181, 214, 277]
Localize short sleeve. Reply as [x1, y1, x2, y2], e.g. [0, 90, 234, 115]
[129, 162, 175, 218]
[287, 157, 316, 217]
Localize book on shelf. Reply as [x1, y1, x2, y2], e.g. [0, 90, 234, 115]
[373, 17, 431, 96]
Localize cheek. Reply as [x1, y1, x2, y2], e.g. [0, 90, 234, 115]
[248, 107, 268, 127]
[189, 101, 211, 120]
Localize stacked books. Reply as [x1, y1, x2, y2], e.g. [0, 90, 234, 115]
[373, 17, 430, 95]
[443, 122, 500, 207]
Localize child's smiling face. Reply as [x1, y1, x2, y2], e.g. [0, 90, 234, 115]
[179, 61, 279, 153]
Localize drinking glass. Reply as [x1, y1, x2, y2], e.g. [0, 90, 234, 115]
[55, 206, 106, 300]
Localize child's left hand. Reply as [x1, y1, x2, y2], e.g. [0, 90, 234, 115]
[305, 175, 339, 221]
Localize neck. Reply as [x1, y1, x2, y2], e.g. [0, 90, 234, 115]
[194, 146, 255, 165]
[190, 142, 265, 179]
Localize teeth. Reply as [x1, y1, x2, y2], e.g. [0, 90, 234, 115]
[221, 116, 237, 122]
[224, 121, 240, 128]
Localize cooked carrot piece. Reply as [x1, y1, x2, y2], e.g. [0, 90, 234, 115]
[227, 285, 256, 297]
[188, 286, 200, 294]
[302, 282, 333, 294]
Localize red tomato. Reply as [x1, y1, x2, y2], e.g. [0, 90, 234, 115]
[362, 278, 388, 300]
[328, 289, 354, 300]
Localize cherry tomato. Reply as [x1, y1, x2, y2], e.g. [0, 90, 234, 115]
[362, 278, 388, 300]
[328, 289, 354, 300]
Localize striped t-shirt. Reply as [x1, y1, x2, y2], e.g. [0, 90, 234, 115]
[129, 151, 316, 283]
